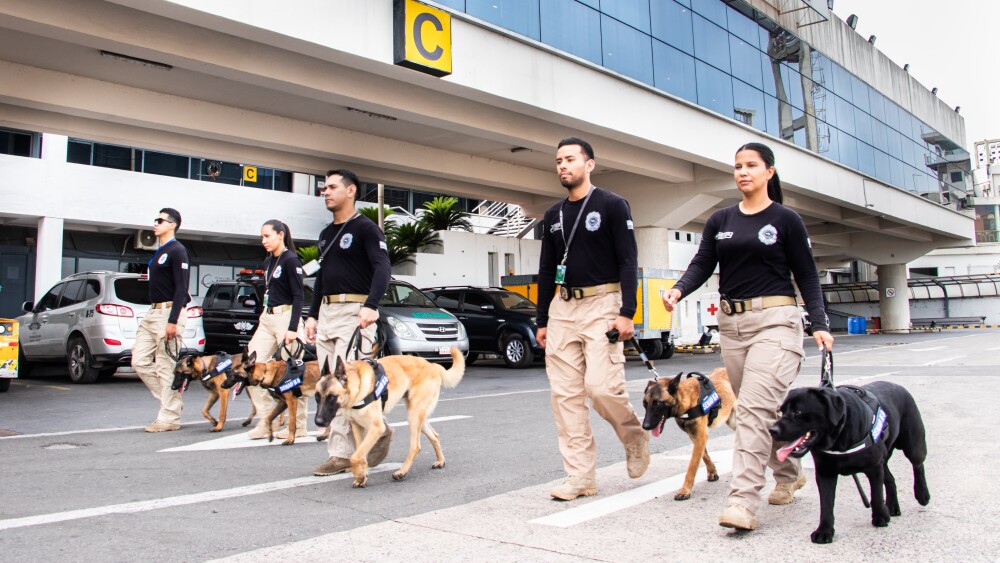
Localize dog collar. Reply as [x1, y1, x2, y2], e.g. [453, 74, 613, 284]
[821, 385, 888, 456]
[353, 359, 389, 411]
[677, 372, 722, 425]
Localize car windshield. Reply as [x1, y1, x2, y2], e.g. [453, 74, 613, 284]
[380, 283, 436, 307]
[489, 290, 536, 310]
[114, 278, 151, 305]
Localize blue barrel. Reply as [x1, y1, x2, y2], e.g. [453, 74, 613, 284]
[847, 317, 865, 334]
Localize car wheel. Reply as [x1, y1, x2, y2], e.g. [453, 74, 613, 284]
[659, 342, 674, 360]
[17, 346, 32, 377]
[0, 378, 10, 393]
[639, 338, 664, 360]
[465, 351, 479, 366]
[98, 367, 119, 381]
[501, 333, 534, 369]
[67, 337, 100, 384]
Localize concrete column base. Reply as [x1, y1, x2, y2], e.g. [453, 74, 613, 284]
[877, 263, 909, 333]
[635, 226, 669, 270]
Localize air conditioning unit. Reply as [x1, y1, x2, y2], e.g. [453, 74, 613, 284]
[134, 229, 159, 251]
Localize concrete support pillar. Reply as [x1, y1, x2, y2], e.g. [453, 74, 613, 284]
[41, 133, 68, 161]
[635, 226, 669, 270]
[877, 263, 910, 334]
[35, 217, 65, 299]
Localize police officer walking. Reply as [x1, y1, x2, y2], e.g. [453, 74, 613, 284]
[246, 220, 307, 440]
[305, 169, 393, 476]
[133, 208, 191, 432]
[535, 138, 650, 501]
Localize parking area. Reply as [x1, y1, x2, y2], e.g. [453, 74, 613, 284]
[1, 330, 999, 561]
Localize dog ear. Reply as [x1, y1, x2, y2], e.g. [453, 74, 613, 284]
[321, 357, 331, 376]
[667, 372, 682, 395]
[334, 356, 348, 383]
[248, 351, 256, 364]
[822, 388, 847, 430]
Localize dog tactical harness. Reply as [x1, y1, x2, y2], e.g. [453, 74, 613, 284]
[821, 385, 888, 456]
[677, 372, 722, 425]
[272, 359, 305, 397]
[352, 358, 389, 411]
[209, 352, 233, 380]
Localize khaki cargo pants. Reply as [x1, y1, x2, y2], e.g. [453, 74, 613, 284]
[719, 302, 805, 513]
[132, 306, 187, 424]
[544, 290, 645, 479]
[246, 309, 307, 432]
[314, 301, 381, 459]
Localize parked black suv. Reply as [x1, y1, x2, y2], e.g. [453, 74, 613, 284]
[423, 286, 541, 369]
[201, 270, 313, 354]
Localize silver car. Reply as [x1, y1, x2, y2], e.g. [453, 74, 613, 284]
[16, 271, 205, 383]
[379, 280, 469, 362]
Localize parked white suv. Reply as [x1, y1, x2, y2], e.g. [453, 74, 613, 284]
[16, 271, 205, 383]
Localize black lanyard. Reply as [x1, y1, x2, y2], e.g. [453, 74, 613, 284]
[317, 212, 359, 264]
[558, 187, 595, 265]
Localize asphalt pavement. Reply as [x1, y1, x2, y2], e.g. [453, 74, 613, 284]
[2, 330, 999, 562]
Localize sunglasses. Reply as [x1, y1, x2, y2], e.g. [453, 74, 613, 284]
[154, 218, 176, 225]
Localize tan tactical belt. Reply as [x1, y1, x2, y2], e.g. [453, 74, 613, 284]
[323, 293, 368, 304]
[720, 295, 796, 315]
[266, 304, 293, 314]
[558, 282, 621, 301]
[150, 301, 173, 309]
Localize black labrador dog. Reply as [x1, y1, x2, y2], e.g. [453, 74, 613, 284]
[769, 381, 930, 544]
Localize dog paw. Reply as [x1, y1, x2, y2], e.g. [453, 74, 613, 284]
[707, 473, 719, 482]
[872, 512, 890, 527]
[267, 435, 274, 443]
[811, 529, 834, 544]
[887, 501, 901, 517]
[241, 420, 252, 427]
[392, 471, 408, 481]
[352, 479, 367, 488]
[674, 491, 691, 501]
[282, 439, 294, 446]
[432, 461, 445, 469]
[211, 426, 223, 432]
[316, 436, 328, 442]
[916, 488, 931, 506]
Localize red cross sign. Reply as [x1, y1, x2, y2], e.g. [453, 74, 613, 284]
[707, 303, 719, 316]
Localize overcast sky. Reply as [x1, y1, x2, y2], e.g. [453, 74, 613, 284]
[831, 0, 999, 150]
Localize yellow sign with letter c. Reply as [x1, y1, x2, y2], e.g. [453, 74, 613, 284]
[393, 0, 452, 77]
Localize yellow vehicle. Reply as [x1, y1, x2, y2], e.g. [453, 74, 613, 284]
[501, 268, 677, 360]
[0, 318, 18, 393]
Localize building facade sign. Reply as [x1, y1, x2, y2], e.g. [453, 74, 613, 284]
[393, 0, 452, 77]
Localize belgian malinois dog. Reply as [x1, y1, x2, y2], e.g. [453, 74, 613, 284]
[171, 353, 251, 432]
[314, 347, 465, 488]
[256, 358, 325, 445]
[641, 367, 736, 500]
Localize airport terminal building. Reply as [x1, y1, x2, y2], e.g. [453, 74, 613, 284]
[0, 0, 975, 332]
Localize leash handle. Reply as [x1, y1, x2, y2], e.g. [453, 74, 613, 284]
[346, 325, 383, 360]
[277, 338, 305, 362]
[820, 347, 834, 388]
[163, 337, 183, 362]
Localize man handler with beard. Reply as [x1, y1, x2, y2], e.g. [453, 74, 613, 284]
[535, 137, 650, 500]
[306, 169, 393, 476]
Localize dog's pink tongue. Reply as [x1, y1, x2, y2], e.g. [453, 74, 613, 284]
[776, 436, 806, 462]
[651, 425, 661, 438]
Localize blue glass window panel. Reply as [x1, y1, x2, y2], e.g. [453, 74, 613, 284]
[435, 0, 465, 9]
[730, 35, 763, 89]
[732, 79, 767, 132]
[778, 63, 804, 111]
[692, 15, 730, 72]
[838, 130, 859, 169]
[601, 15, 654, 84]
[821, 123, 840, 161]
[829, 62, 852, 103]
[910, 168, 929, 193]
[758, 26, 769, 52]
[868, 89, 884, 122]
[834, 95, 855, 136]
[855, 111, 873, 144]
[726, 6, 757, 43]
[540, 0, 602, 64]
[675, 0, 690, 7]
[811, 85, 834, 124]
[763, 94, 781, 138]
[907, 115, 922, 143]
[872, 121, 889, 153]
[690, 0, 727, 26]
[857, 141, 876, 177]
[652, 40, 698, 102]
[601, 0, 651, 33]
[793, 126, 808, 150]
[695, 60, 733, 116]
[902, 139, 918, 168]
[851, 75, 870, 114]
[890, 157, 906, 190]
[883, 98, 900, 131]
[650, 0, 694, 55]
[874, 149, 892, 183]
[760, 51, 777, 96]
[577, 0, 598, 7]
[467, 0, 540, 40]
[886, 129, 903, 160]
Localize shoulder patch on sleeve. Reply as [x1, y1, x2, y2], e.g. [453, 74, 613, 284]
[181, 263, 189, 270]
[379, 241, 388, 251]
[626, 220, 634, 230]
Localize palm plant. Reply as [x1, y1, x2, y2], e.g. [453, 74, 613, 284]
[296, 245, 319, 264]
[393, 221, 441, 254]
[419, 196, 472, 231]
[358, 205, 393, 226]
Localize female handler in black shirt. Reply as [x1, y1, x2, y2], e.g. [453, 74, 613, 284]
[246, 220, 307, 440]
[662, 143, 834, 531]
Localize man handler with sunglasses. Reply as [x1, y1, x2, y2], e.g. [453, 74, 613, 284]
[132, 208, 191, 432]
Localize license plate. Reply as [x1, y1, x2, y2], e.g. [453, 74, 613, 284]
[438, 346, 451, 355]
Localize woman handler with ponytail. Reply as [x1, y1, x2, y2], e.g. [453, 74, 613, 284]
[661, 143, 834, 531]
[246, 220, 308, 440]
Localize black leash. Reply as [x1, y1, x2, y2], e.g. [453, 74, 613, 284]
[820, 347, 871, 508]
[163, 337, 183, 362]
[345, 325, 385, 361]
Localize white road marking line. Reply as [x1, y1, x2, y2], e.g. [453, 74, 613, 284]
[439, 389, 549, 402]
[158, 415, 472, 452]
[0, 420, 212, 440]
[0, 463, 402, 532]
[839, 371, 899, 384]
[910, 346, 946, 352]
[921, 355, 965, 366]
[986, 346, 1000, 351]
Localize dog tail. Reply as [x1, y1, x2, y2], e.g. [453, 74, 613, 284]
[438, 347, 465, 389]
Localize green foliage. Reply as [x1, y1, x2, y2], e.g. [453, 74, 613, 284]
[358, 205, 393, 225]
[296, 245, 319, 264]
[394, 221, 441, 254]
[419, 196, 472, 231]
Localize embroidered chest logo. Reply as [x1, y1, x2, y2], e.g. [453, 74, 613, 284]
[715, 232, 734, 240]
[340, 233, 353, 249]
[585, 211, 601, 231]
[550, 222, 563, 233]
[758, 224, 778, 245]
[273, 265, 283, 279]
[157, 254, 168, 265]
[319, 240, 326, 249]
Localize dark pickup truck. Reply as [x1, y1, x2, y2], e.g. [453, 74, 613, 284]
[201, 270, 313, 354]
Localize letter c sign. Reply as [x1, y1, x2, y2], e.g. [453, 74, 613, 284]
[394, 0, 452, 77]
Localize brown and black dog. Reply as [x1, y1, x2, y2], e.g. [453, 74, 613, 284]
[641, 367, 736, 500]
[171, 353, 251, 432]
[255, 358, 332, 445]
[314, 348, 465, 488]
